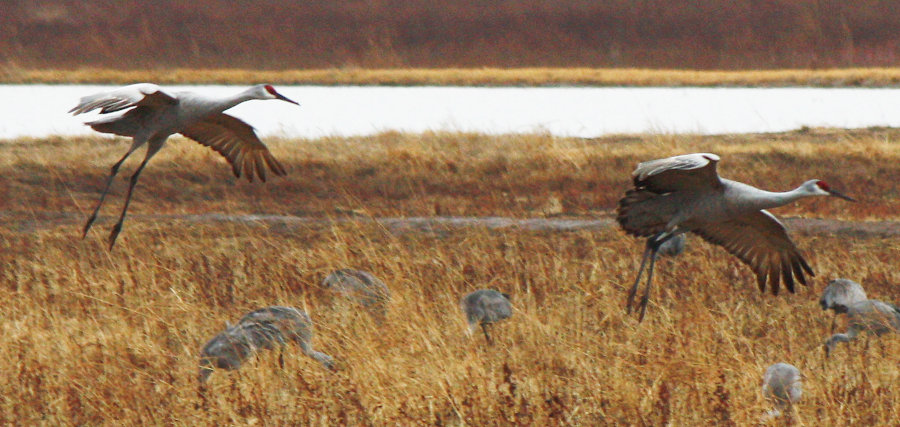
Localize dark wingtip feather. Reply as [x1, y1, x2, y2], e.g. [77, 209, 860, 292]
[756, 271, 766, 293]
[782, 262, 795, 294]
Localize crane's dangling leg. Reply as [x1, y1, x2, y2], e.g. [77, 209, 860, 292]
[638, 247, 661, 322]
[829, 312, 838, 334]
[107, 138, 165, 250]
[626, 244, 653, 314]
[627, 232, 677, 322]
[83, 138, 145, 237]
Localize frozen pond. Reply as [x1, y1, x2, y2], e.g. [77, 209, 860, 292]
[2, 85, 900, 139]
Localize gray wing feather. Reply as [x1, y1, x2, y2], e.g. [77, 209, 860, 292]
[692, 210, 813, 295]
[69, 83, 177, 115]
[179, 113, 286, 183]
[632, 152, 723, 193]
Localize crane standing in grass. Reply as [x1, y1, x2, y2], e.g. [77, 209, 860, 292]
[657, 233, 686, 258]
[461, 289, 512, 344]
[199, 306, 333, 382]
[762, 363, 802, 418]
[819, 278, 868, 333]
[322, 269, 392, 322]
[70, 83, 298, 249]
[824, 299, 900, 357]
[617, 153, 855, 321]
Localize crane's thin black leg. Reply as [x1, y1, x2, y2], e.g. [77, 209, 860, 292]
[626, 245, 652, 314]
[481, 323, 493, 345]
[83, 140, 143, 237]
[107, 141, 163, 250]
[628, 232, 677, 321]
[829, 313, 838, 334]
[638, 249, 660, 322]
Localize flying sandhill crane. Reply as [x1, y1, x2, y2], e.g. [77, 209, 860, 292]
[198, 306, 333, 382]
[761, 363, 802, 418]
[461, 289, 512, 344]
[824, 299, 900, 357]
[322, 269, 391, 322]
[70, 83, 298, 249]
[617, 153, 854, 321]
[819, 278, 867, 333]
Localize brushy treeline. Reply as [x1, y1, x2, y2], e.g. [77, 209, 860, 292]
[2, 0, 898, 70]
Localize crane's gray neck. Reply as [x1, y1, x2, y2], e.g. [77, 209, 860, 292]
[215, 88, 260, 112]
[730, 182, 815, 212]
[308, 350, 335, 369]
[825, 333, 851, 353]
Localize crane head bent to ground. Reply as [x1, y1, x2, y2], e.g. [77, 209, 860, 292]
[70, 83, 299, 250]
[461, 289, 512, 344]
[820, 278, 868, 333]
[616, 152, 855, 321]
[762, 363, 802, 418]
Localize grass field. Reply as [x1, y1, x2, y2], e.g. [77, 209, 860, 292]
[2, 129, 899, 424]
[6, 67, 900, 87]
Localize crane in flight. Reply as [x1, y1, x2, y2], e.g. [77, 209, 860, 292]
[70, 83, 298, 249]
[617, 153, 855, 321]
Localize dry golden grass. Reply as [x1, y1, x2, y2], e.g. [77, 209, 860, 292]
[6, 67, 900, 87]
[3, 127, 898, 222]
[2, 129, 899, 424]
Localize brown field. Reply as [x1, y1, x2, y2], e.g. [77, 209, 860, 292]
[7, 67, 900, 87]
[2, 129, 899, 424]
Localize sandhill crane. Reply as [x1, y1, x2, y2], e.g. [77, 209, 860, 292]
[657, 233, 686, 257]
[198, 321, 285, 383]
[617, 153, 854, 321]
[819, 278, 867, 333]
[824, 299, 900, 357]
[461, 289, 512, 344]
[321, 269, 391, 322]
[198, 306, 333, 382]
[761, 363, 802, 418]
[70, 83, 298, 249]
[237, 306, 334, 370]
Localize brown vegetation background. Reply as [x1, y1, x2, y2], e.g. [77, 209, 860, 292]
[3, 0, 899, 70]
[1, 129, 899, 423]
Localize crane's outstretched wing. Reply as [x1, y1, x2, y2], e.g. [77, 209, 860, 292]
[692, 210, 813, 295]
[69, 83, 177, 115]
[179, 113, 287, 182]
[632, 153, 723, 193]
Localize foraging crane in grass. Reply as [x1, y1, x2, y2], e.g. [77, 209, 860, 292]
[657, 233, 686, 258]
[819, 278, 867, 333]
[461, 289, 512, 344]
[617, 153, 855, 321]
[762, 363, 802, 418]
[322, 269, 391, 322]
[70, 83, 298, 250]
[824, 299, 900, 357]
[199, 306, 333, 382]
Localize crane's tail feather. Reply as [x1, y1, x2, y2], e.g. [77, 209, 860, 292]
[616, 189, 677, 237]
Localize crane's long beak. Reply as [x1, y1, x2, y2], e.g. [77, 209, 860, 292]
[829, 189, 856, 202]
[275, 92, 300, 106]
